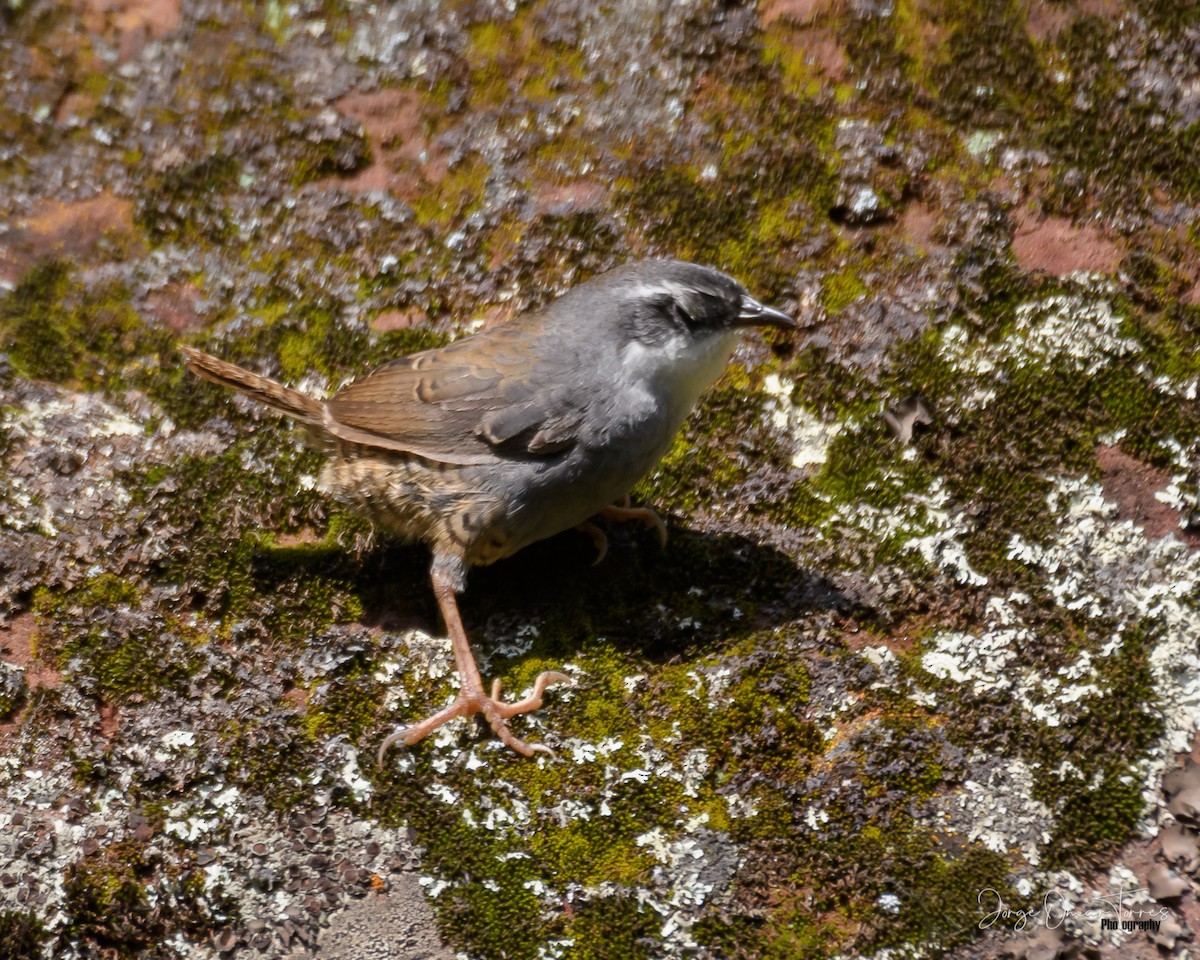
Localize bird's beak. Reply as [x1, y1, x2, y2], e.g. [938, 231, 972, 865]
[735, 295, 796, 330]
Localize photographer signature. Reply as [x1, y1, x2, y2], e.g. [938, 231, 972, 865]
[978, 885, 1171, 931]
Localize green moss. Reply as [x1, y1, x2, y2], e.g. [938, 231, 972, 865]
[1112, 290, 1200, 407]
[410, 153, 492, 227]
[464, 10, 588, 109]
[276, 327, 320, 383]
[0, 261, 170, 391]
[464, 18, 524, 106]
[62, 573, 141, 609]
[129, 442, 363, 644]
[618, 157, 818, 298]
[60, 839, 230, 958]
[303, 659, 381, 742]
[842, 0, 1200, 209]
[1132, 0, 1200, 32]
[668, 649, 823, 778]
[706, 819, 1014, 958]
[134, 154, 240, 246]
[859, 714, 948, 800]
[877, 843, 1013, 949]
[32, 575, 197, 702]
[367, 543, 811, 955]
[569, 895, 659, 960]
[159, 290, 440, 431]
[616, 78, 837, 299]
[1042, 774, 1147, 871]
[486, 209, 624, 306]
[256, 515, 368, 570]
[956, 257, 1044, 337]
[0, 910, 45, 959]
[638, 426, 745, 517]
[839, 0, 929, 94]
[1042, 16, 1200, 207]
[365, 514, 1015, 959]
[221, 714, 311, 812]
[367, 325, 452, 366]
[930, 0, 1049, 127]
[289, 119, 372, 186]
[0, 102, 42, 178]
[62, 842, 159, 951]
[1119, 251, 1191, 311]
[766, 478, 836, 531]
[762, 915, 846, 960]
[762, 412, 939, 574]
[0, 673, 23, 719]
[1, 260, 73, 379]
[820, 266, 869, 315]
[761, 22, 826, 100]
[1097, 358, 1196, 466]
[1033, 624, 1162, 869]
[908, 605, 1163, 876]
[372, 779, 553, 957]
[783, 341, 875, 420]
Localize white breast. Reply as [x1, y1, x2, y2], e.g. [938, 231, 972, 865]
[620, 328, 741, 428]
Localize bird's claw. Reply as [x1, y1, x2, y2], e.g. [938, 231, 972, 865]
[575, 520, 609, 566]
[597, 503, 668, 549]
[376, 727, 414, 767]
[378, 670, 572, 764]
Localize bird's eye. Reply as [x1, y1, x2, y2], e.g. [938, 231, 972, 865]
[668, 299, 695, 329]
[626, 292, 697, 345]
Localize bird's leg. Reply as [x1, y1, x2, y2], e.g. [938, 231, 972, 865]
[377, 558, 570, 764]
[596, 502, 668, 548]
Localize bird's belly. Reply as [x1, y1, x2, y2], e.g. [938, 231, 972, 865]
[470, 411, 685, 562]
[320, 451, 457, 544]
[321, 448, 621, 568]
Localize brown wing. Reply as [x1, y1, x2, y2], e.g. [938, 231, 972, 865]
[324, 320, 586, 465]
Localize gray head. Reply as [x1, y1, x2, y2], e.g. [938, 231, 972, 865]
[530, 260, 796, 428]
[548, 260, 795, 347]
[613, 260, 794, 346]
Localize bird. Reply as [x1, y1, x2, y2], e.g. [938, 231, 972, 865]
[182, 259, 795, 760]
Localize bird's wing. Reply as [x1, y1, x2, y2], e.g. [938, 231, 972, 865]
[324, 321, 588, 465]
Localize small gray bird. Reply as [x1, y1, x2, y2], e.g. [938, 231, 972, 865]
[182, 259, 794, 759]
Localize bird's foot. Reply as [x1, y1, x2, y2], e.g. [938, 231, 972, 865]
[377, 670, 572, 764]
[597, 503, 668, 548]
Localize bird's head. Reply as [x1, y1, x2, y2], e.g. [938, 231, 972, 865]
[601, 260, 795, 349]
[545, 260, 795, 417]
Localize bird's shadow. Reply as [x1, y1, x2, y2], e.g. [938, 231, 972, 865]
[352, 522, 847, 665]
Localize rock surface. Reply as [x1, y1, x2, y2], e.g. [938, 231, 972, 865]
[3, 0, 1200, 958]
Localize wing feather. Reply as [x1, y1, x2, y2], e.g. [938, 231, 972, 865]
[324, 319, 587, 464]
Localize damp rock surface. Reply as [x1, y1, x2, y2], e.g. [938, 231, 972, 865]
[3, 1, 1200, 958]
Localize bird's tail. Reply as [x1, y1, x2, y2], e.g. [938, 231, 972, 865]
[180, 346, 325, 423]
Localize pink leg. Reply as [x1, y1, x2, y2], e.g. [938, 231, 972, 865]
[377, 571, 571, 764]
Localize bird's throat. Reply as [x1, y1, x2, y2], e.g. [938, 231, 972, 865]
[636, 329, 741, 422]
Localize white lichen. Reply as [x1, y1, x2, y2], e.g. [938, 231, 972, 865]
[762, 373, 845, 469]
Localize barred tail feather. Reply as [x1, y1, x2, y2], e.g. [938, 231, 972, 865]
[180, 346, 324, 423]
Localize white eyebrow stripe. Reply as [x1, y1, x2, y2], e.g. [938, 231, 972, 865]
[624, 280, 696, 302]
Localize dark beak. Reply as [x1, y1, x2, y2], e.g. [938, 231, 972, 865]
[735, 295, 796, 330]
